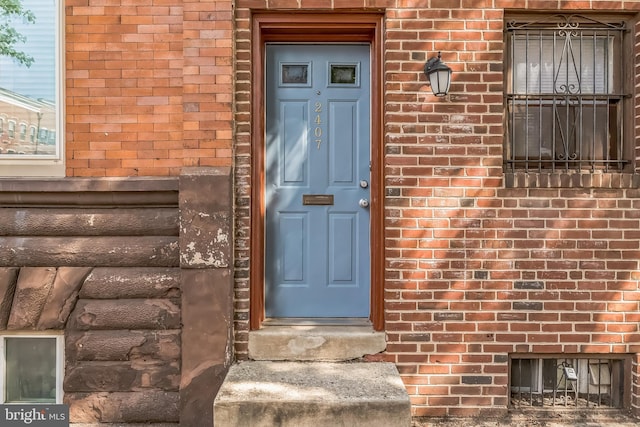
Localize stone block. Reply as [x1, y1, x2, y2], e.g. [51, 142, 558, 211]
[7, 267, 56, 329]
[69, 299, 180, 330]
[80, 267, 180, 299]
[180, 268, 233, 427]
[66, 330, 180, 362]
[0, 267, 18, 329]
[38, 267, 92, 329]
[0, 208, 178, 237]
[0, 236, 179, 267]
[64, 361, 180, 392]
[179, 167, 232, 268]
[66, 391, 179, 423]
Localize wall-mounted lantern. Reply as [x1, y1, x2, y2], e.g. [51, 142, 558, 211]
[424, 52, 452, 97]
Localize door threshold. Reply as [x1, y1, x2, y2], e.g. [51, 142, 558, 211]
[262, 317, 372, 327]
[249, 318, 385, 361]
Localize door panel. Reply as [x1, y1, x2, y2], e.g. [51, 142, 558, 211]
[265, 44, 370, 318]
[281, 102, 308, 184]
[280, 214, 306, 282]
[330, 102, 356, 183]
[329, 214, 355, 282]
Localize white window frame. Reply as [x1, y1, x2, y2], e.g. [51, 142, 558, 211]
[7, 120, 15, 139]
[0, 0, 65, 177]
[29, 125, 36, 142]
[18, 123, 27, 141]
[0, 334, 64, 404]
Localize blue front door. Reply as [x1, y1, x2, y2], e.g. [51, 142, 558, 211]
[265, 44, 371, 318]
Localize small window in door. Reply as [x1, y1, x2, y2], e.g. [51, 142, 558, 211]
[329, 63, 360, 87]
[280, 63, 310, 86]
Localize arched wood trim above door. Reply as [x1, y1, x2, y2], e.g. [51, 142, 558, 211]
[249, 12, 384, 331]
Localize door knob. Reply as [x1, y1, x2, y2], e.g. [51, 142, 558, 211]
[359, 198, 369, 208]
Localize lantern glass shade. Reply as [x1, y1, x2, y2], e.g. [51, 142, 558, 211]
[424, 53, 452, 97]
[428, 68, 451, 97]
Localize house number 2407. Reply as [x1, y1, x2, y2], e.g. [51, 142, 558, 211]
[314, 102, 322, 149]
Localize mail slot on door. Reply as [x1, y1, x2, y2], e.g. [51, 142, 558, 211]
[302, 194, 334, 205]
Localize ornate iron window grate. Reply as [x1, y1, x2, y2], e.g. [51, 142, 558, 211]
[505, 15, 628, 172]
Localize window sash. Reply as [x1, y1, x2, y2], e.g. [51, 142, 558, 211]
[505, 16, 627, 172]
[0, 335, 63, 404]
[507, 98, 620, 164]
[0, 0, 64, 176]
[18, 123, 27, 141]
[510, 34, 616, 95]
[7, 121, 15, 139]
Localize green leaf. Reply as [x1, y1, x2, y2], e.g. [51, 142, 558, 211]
[0, 0, 35, 67]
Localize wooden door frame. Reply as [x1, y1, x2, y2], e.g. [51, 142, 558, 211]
[249, 12, 384, 331]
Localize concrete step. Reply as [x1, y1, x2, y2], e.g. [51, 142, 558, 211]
[248, 322, 386, 361]
[214, 361, 411, 427]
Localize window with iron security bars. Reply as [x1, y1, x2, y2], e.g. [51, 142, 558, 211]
[505, 15, 629, 173]
[510, 356, 628, 409]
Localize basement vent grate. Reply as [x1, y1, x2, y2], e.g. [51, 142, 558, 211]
[510, 357, 626, 409]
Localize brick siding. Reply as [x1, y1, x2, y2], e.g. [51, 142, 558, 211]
[59, 0, 640, 420]
[65, 0, 233, 177]
[232, 0, 640, 418]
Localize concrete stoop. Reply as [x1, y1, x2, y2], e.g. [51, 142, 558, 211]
[213, 361, 411, 427]
[248, 323, 387, 361]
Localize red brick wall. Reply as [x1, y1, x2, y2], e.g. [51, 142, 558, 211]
[65, 0, 233, 177]
[53, 0, 640, 419]
[233, 0, 640, 418]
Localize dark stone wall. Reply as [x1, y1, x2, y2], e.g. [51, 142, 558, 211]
[179, 168, 234, 427]
[0, 171, 234, 426]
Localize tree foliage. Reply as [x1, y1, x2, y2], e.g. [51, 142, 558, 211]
[0, 0, 35, 67]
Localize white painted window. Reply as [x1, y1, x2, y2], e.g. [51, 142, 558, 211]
[7, 120, 15, 139]
[0, 0, 64, 176]
[0, 335, 64, 404]
[19, 123, 27, 141]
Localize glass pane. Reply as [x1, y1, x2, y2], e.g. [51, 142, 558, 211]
[19, 123, 26, 141]
[510, 359, 539, 392]
[0, 0, 57, 157]
[510, 103, 554, 160]
[576, 102, 612, 161]
[509, 100, 612, 163]
[281, 64, 308, 85]
[5, 338, 57, 403]
[330, 65, 357, 84]
[512, 34, 614, 95]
